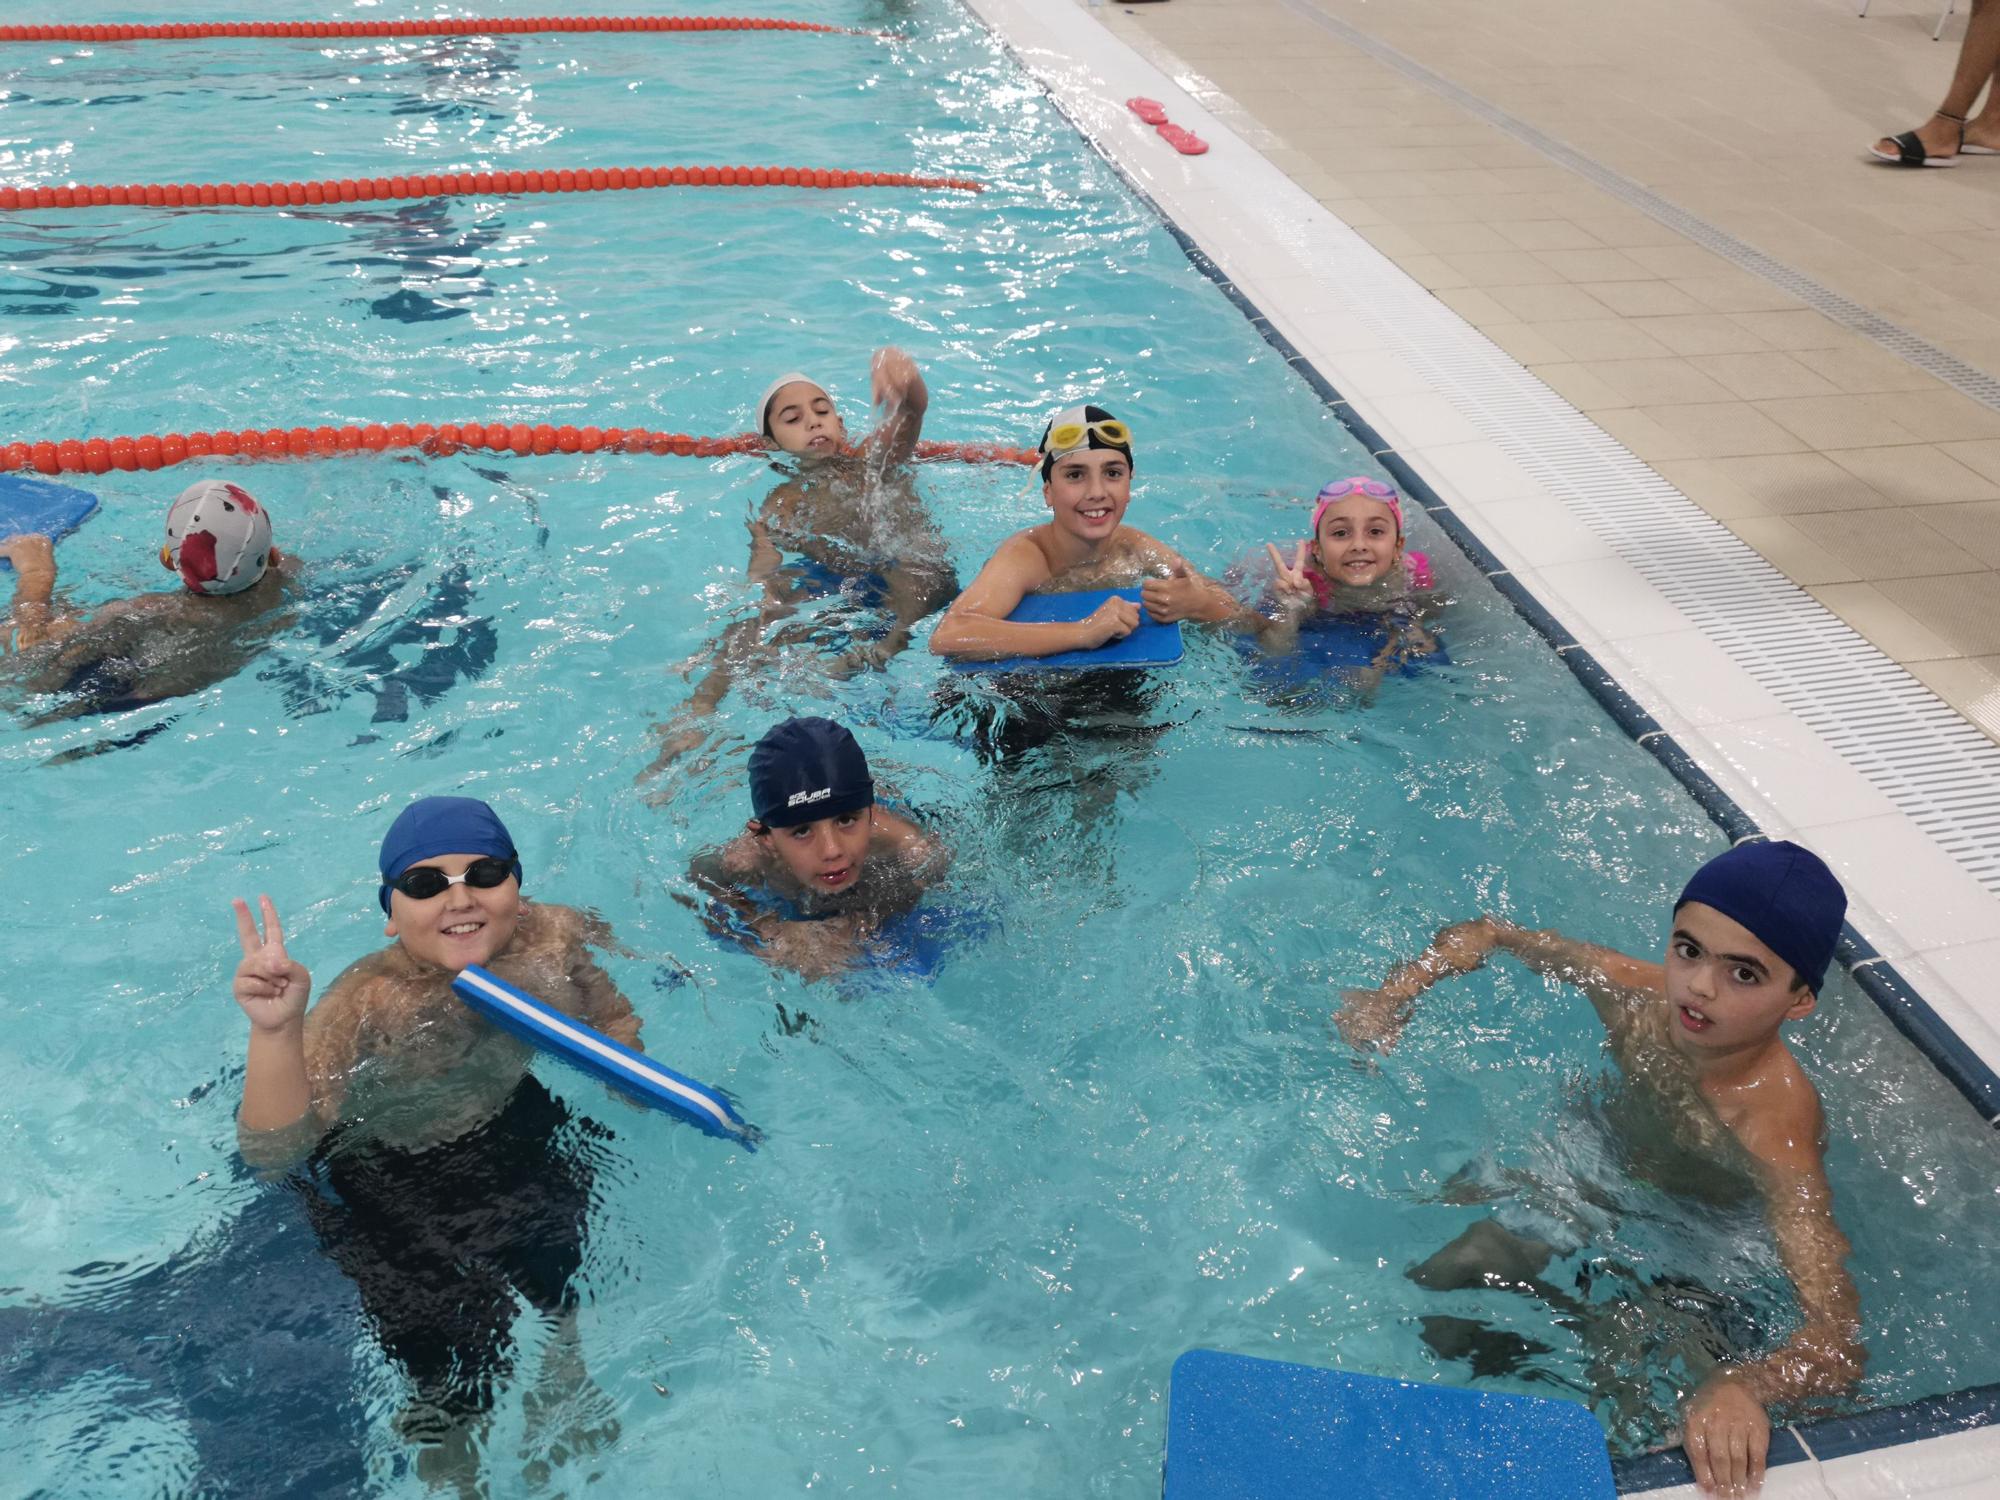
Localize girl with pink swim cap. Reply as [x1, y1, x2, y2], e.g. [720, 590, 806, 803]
[1257, 476, 1441, 676]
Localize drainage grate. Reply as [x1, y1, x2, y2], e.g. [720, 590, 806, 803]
[1275, 0, 2000, 413]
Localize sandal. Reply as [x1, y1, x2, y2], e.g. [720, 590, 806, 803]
[1869, 108, 1967, 167]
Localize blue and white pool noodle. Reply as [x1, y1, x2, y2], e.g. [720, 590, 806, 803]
[453, 964, 750, 1144]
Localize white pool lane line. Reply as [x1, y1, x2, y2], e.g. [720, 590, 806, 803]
[959, 0, 2000, 1108]
[959, 0, 2000, 1491]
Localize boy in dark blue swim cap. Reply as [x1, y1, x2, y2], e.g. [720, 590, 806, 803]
[687, 716, 944, 980]
[1337, 841, 1863, 1498]
[226, 795, 645, 1487]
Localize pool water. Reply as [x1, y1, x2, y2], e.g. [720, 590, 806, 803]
[3, 4, 1999, 1495]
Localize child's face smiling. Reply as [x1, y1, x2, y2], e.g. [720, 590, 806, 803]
[1311, 496, 1403, 587]
[766, 382, 847, 456]
[764, 808, 875, 895]
[1662, 901, 1815, 1058]
[1043, 448, 1130, 543]
[386, 852, 523, 970]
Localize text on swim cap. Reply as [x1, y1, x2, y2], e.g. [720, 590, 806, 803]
[787, 787, 832, 809]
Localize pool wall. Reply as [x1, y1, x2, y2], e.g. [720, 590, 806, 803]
[958, 0, 2000, 1490]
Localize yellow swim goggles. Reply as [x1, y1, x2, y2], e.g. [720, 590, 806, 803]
[1041, 417, 1132, 455]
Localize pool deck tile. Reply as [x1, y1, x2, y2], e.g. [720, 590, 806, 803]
[1089, 0, 2000, 747]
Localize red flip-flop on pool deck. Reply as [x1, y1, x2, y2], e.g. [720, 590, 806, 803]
[1126, 97, 1168, 125]
[1157, 123, 1209, 155]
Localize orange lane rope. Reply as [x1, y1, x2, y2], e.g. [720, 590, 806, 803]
[0, 17, 890, 43]
[0, 424, 1038, 475]
[0, 164, 984, 211]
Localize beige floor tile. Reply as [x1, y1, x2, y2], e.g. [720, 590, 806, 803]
[1903, 657, 2000, 744]
[1941, 441, 2000, 486]
[1725, 311, 1851, 351]
[1595, 402, 1811, 461]
[1482, 321, 1576, 364]
[1791, 343, 1952, 395]
[1922, 502, 2000, 569]
[1569, 279, 1710, 318]
[1656, 453, 1889, 516]
[1569, 357, 1738, 406]
[1483, 282, 1622, 322]
[1754, 394, 1928, 450]
[1391, 254, 1474, 290]
[1682, 352, 1841, 401]
[1356, 223, 1430, 258]
[1315, 195, 1393, 226]
[1621, 244, 1739, 280]
[1534, 318, 1679, 361]
[1875, 572, 2000, 656]
[1867, 391, 2000, 445]
[1825, 445, 2000, 506]
[1634, 314, 1774, 357]
[1437, 250, 1573, 285]
[1723, 515, 1862, 586]
[1529, 361, 1630, 411]
[1568, 212, 1689, 248]
[1806, 582, 1964, 662]
[1403, 221, 1524, 255]
[1668, 273, 1807, 315]
[1430, 286, 1519, 325]
[1533, 247, 1659, 282]
[1784, 509, 1985, 581]
[1490, 219, 1606, 251]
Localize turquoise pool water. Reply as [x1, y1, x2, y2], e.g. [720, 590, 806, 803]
[4, 4, 1999, 1495]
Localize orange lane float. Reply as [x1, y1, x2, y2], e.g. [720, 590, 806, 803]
[0, 424, 1038, 476]
[0, 164, 984, 212]
[0, 17, 893, 43]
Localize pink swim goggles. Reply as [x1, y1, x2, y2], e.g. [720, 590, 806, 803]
[1311, 476, 1404, 536]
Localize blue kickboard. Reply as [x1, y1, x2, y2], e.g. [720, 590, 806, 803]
[952, 587, 1183, 673]
[453, 964, 752, 1146]
[1166, 1350, 1614, 1500]
[0, 474, 99, 569]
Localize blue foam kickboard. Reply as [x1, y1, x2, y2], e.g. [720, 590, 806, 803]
[952, 587, 1183, 673]
[1165, 1350, 1614, 1500]
[0, 474, 99, 570]
[453, 965, 752, 1146]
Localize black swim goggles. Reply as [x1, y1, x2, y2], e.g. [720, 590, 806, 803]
[385, 855, 517, 902]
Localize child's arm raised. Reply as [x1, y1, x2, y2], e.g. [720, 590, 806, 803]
[929, 535, 1137, 660]
[1678, 1104, 1864, 1496]
[863, 346, 928, 467]
[1336, 917, 1659, 1051]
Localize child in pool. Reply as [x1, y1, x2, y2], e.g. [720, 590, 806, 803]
[2, 479, 301, 718]
[229, 795, 643, 1486]
[1259, 476, 1438, 681]
[1335, 842, 1863, 1498]
[644, 348, 957, 771]
[687, 716, 945, 981]
[927, 403, 1260, 661]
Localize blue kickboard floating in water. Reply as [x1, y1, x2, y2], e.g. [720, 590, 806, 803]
[452, 964, 751, 1145]
[711, 899, 990, 982]
[0, 474, 99, 570]
[1166, 1350, 1614, 1500]
[952, 588, 1183, 673]
[1244, 613, 1446, 688]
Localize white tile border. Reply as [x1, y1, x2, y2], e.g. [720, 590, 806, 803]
[963, 0, 2000, 1085]
[961, 0, 2000, 1488]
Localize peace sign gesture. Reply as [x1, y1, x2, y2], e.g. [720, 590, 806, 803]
[1266, 541, 1317, 604]
[231, 895, 312, 1033]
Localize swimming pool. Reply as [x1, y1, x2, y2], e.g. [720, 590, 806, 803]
[4, 3, 2000, 1494]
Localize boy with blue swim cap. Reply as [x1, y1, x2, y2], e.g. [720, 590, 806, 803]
[1337, 841, 1862, 1498]
[688, 716, 944, 980]
[228, 794, 644, 1484]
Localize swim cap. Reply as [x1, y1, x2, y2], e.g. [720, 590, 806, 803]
[377, 795, 522, 913]
[164, 480, 274, 596]
[1311, 476, 1404, 538]
[1675, 840, 1846, 994]
[749, 716, 874, 828]
[1037, 403, 1133, 479]
[757, 371, 827, 437]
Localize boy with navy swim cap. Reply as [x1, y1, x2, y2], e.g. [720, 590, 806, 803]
[2, 479, 300, 718]
[228, 795, 643, 1484]
[688, 716, 943, 979]
[1337, 842, 1863, 1498]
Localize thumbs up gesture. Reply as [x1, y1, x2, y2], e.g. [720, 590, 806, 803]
[1140, 561, 1206, 624]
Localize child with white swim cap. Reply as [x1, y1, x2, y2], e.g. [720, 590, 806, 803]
[3, 478, 299, 719]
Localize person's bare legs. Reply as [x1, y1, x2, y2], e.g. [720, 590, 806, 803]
[1875, 0, 2000, 159]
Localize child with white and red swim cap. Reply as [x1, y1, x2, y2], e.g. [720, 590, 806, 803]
[2, 478, 297, 717]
